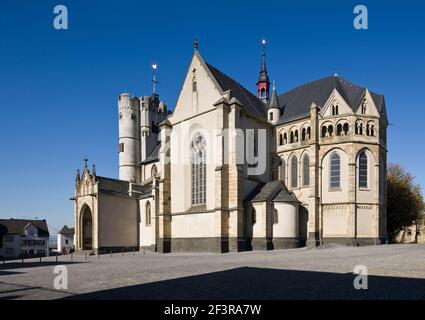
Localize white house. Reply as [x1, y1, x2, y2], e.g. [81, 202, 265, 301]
[57, 225, 74, 254]
[0, 219, 50, 259]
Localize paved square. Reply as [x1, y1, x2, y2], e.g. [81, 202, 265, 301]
[0, 244, 424, 300]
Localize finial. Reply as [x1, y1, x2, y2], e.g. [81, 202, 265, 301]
[83, 156, 88, 169]
[194, 38, 199, 51]
[75, 168, 81, 183]
[272, 80, 276, 91]
[92, 164, 96, 176]
[261, 38, 267, 55]
[151, 64, 159, 95]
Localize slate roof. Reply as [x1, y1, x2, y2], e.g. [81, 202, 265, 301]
[246, 180, 300, 204]
[277, 75, 384, 123]
[0, 219, 50, 237]
[268, 86, 280, 109]
[58, 225, 74, 236]
[206, 63, 267, 119]
[273, 185, 300, 203]
[97, 176, 130, 195]
[97, 176, 153, 199]
[141, 142, 160, 164]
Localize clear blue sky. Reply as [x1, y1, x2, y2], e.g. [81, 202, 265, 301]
[1, 0, 424, 233]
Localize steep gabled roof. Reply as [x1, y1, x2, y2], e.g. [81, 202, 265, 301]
[205, 63, 267, 119]
[58, 225, 73, 236]
[277, 75, 384, 123]
[0, 219, 49, 237]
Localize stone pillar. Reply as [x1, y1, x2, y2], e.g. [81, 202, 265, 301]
[307, 103, 321, 247]
[157, 120, 172, 253]
[348, 157, 357, 243]
[227, 98, 245, 251]
[213, 97, 230, 252]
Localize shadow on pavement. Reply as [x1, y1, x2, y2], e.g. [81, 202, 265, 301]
[61, 267, 425, 300]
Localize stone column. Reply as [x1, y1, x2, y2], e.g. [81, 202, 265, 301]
[227, 98, 245, 251]
[213, 97, 230, 252]
[157, 120, 172, 253]
[307, 103, 321, 247]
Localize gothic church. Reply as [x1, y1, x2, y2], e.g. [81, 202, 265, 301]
[73, 42, 388, 253]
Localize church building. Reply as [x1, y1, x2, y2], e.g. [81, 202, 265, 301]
[72, 41, 388, 253]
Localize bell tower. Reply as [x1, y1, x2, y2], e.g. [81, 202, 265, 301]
[257, 39, 270, 103]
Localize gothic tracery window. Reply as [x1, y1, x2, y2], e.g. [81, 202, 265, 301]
[303, 154, 310, 187]
[359, 152, 368, 188]
[145, 201, 151, 226]
[291, 155, 298, 189]
[330, 151, 341, 189]
[191, 133, 206, 205]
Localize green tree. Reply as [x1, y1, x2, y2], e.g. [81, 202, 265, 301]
[387, 163, 424, 241]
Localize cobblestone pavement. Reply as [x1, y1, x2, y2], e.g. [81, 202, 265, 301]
[0, 244, 424, 300]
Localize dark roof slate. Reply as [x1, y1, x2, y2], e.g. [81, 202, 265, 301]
[206, 63, 267, 119]
[277, 75, 384, 123]
[97, 176, 130, 195]
[58, 225, 73, 236]
[141, 142, 160, 164]
[0, 219, 50, 237]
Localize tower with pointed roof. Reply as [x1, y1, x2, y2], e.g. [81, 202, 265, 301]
[257, 40, 270, 103]
[267, 82, 280, 124]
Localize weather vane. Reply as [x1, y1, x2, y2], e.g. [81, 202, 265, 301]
[151, 64, 158, 95]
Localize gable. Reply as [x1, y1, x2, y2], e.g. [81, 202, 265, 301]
[321, 89, 353, 117]
[171, 53, 223, 123]
[355, 89, 380, 117]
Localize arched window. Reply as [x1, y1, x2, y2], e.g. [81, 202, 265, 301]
[280, 159, 286, 183]
[283, 133, 287, 145]
[291, 156, 298, 189]
[151, 165, 157, 178]
[294, 130, 299, 142]
[322, 126, 327, 138]
[343, 123, 349, 135]
[336, 123, 342, 136]
[303, 154, 310, 187]
[290, 131, 294, 144]
[359, 152, 368, 188]
[279, 133, 283, 146]
[191, 133, 206, 205]
[260, 88, 266, 98]
[328, 125, 334, 137]
[361, 100, 367, 114]
[145, 202, 151, 226]
[307, 127, 311, 140]
[301, 128, 306, 141]
[330, 152, 341, 188]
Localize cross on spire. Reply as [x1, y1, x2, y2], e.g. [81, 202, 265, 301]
[151, 64, 159, 95]
[83, 156, 88, 169]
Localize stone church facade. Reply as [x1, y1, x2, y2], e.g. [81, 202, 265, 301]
[72, 43, 388, 253]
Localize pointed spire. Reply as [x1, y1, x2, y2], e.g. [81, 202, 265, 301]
[258, 39, 270, 84]
[91, 164, 96, 178]
[82, 156, 90, 176]
[194, 38, 199, 52]
[75, 168, 81, 184]
[257, 39, 271, 102]
[268, 80, 280, 109]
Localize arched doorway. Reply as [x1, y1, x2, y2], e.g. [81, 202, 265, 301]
[81, 205, 93, 250]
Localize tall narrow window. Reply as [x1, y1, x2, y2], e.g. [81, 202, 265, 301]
[330, 152, 341, 188]
[151, 165, 157, 178]
[291, 156, 298, 189]
[280, 159, 286, 183]
[145, 202, 151, 226]
[303, 154, 310, 186]
[359, 152, 368, 188]
[191, 134, 206, 205]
